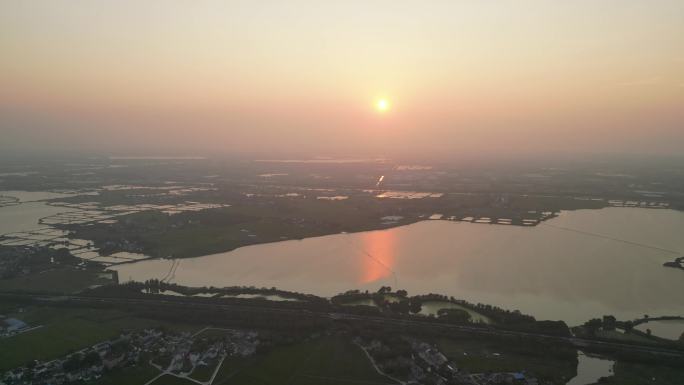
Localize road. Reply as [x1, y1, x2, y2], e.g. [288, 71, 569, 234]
[353, 341, 406, 385]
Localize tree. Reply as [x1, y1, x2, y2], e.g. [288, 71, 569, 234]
[409, 299, 422, 314]
[389, 300, 410, 314]
[377, 286, 391, 294]
[81, 351, 102, 368]
[602, 315, 616, 331]
[53, 248, 73, 263]
[62, 353, 83, 372]
[583, 318, 602, 335]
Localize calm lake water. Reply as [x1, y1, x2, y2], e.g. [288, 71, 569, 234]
[0, 202, 72, 235]
[112, 207, 684, 325]
[0, 190, 76, 234]
[566, 352, 614, 385]
[635, 319, 684, 340]
[0, 190, 75, 202]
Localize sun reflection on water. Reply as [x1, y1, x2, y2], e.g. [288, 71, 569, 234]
[358, 230, 397, 284]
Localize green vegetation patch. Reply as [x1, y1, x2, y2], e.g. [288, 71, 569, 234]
[0, 307, 196, 371]
[214, 336, 396, 385]
[94, 363, 160, 385]
[437, 336, 576, 384]
[0, 268, 111, 294]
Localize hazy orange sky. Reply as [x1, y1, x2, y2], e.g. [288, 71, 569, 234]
[1, 1, 683, 158]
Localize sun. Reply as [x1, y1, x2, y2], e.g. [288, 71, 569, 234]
[375, 98, 390, 112]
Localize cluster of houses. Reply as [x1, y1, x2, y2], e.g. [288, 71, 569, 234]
[360, 337, 540, 385]
[2, 328, 155, 385]
[406, 339, 459, 385]
[470, 372, 539, 385]
[151, 328, 258, 378]
[409, 340, 540, 385]
[1, 327, 259, 385]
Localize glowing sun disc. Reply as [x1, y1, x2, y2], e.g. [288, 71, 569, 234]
[376, 98, 390, 112]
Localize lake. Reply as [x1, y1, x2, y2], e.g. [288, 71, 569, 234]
[112, 207, 684, 325]
[0, 201, 72, 235]
[566, 352, 614, 385]
[0, 190, 76, 203]
[635, 319, 684, 340]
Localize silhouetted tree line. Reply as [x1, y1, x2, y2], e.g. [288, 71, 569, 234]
[84, 283, 572, 335]
[85, 281, 329, 307]
[330, 288, 422, 314]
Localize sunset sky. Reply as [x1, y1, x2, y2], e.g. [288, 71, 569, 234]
[1, 1, 683, 158]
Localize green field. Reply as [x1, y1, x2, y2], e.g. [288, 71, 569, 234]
[210, 356, 246, 384]
[94, 363, 160, 385]
[0, 268, 111, 294]
[2, 312, 397, 384]
[437, 336, 576, 384]
[0, 307, 197, 371]
[146, 335, 398, 385]
[213, 336, 397, 385]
